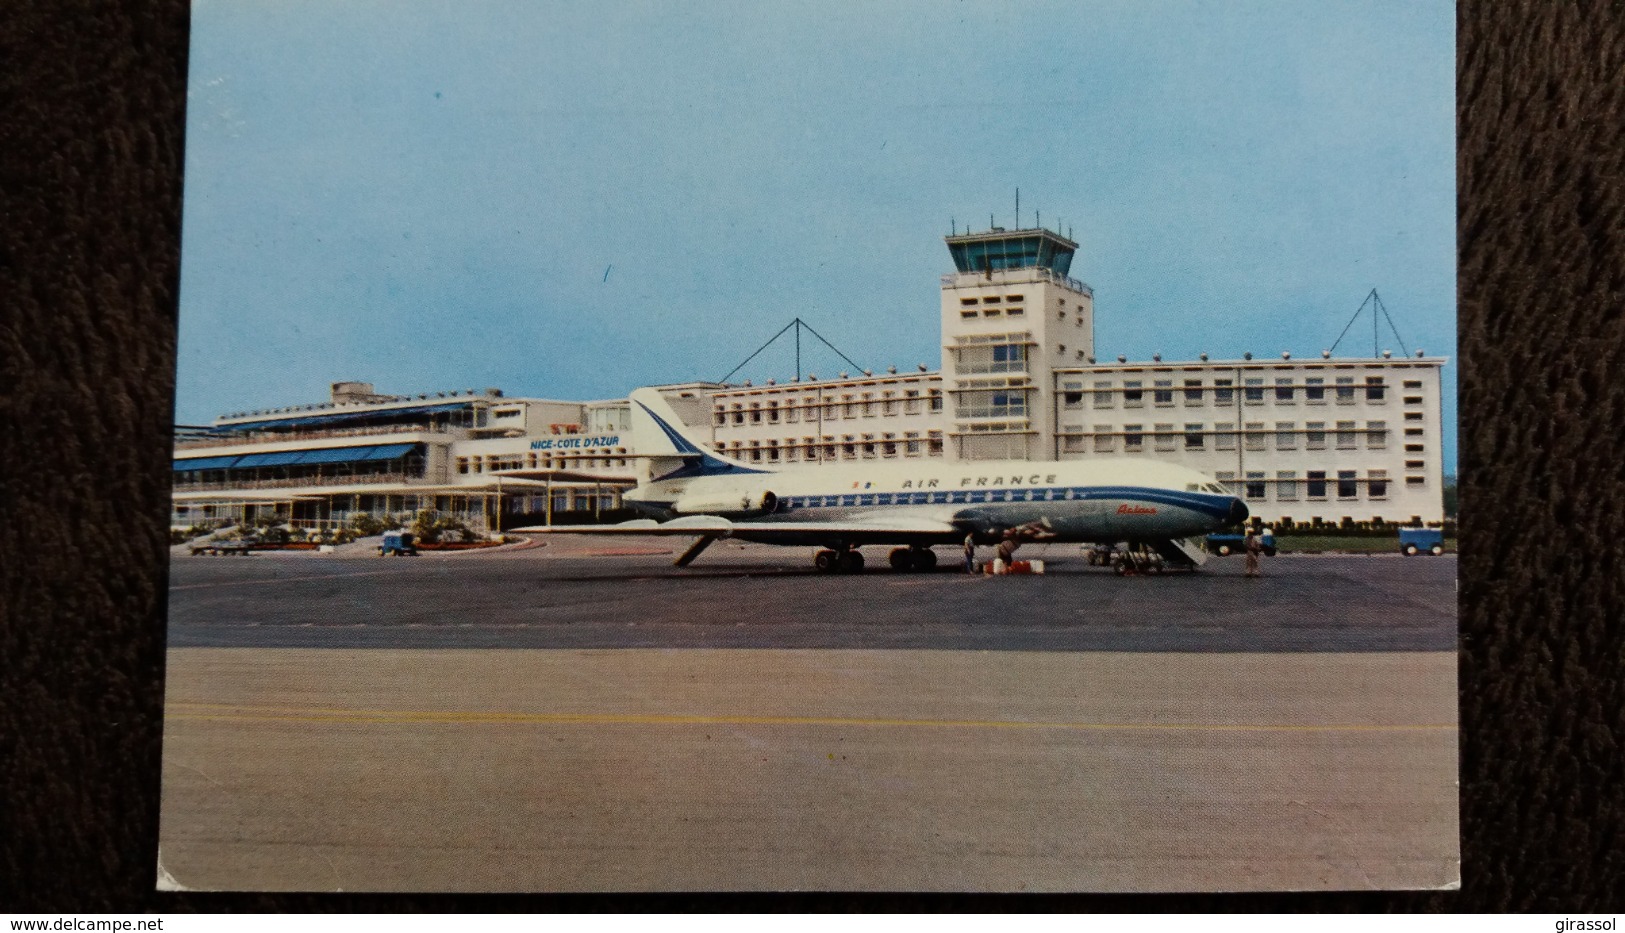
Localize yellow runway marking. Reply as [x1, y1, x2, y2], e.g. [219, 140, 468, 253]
[167, 702, 1455, 733]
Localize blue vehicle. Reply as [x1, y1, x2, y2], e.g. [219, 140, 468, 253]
[1399, 528, 1445, 556]
[379, 531, 418, 556]
[1205, 527, 1275, 557]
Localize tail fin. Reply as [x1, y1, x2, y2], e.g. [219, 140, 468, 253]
[629, 388, 767, 484]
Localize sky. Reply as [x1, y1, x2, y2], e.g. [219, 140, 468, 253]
[178, 0, 1457, 470]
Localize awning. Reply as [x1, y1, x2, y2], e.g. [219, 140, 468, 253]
[357, 443, 417, 461]
[171, 455, 241, 471]
[232, 450, 306, 468]
[215, 401, 473, 432]
[172, 442, 422, 471]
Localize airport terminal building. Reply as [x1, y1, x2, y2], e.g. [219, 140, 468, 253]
[171, 224, 1447, 531]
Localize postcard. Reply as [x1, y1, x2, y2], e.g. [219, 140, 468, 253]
[161, 0, 1458, 892]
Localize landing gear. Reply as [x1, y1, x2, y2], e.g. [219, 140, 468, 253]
[1110, 544, 1166, 576]
[888, 546, 938, 573]
[815, 547, 866, 574]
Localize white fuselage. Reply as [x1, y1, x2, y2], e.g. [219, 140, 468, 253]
[628, 457, 1244, 547]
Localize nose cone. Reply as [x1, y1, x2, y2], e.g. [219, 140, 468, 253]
[1228, 497, 1250, 525]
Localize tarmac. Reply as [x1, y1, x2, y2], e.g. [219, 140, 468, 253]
[159, 537, 1459, 892]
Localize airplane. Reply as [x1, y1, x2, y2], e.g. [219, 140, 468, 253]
[511, 387, 1249, 574]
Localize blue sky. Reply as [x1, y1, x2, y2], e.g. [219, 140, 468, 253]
[178, 0, 1456, 470]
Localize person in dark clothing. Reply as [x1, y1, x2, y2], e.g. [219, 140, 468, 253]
[1244, 528, 1264, 577]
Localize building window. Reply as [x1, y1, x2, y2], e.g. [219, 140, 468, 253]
[1215, 422, 1237, 450]
[1335, 376, 1356, 404]
[1275, 378, 1294, 402]
[862, 393, 877, 417]
[1123, 381, 1144, 407]
[994, 343, 1026, 371]
[1277, 471, 1298, 500]
[1184, 379, 1204, 404]
[1154, 423, 1176, 451]
[1405, 443, 1425, 452]
[1244, 422, 1266, 451]
[1334, 470, 1358, 499]
[1368, 420, 1387, 448]
[958, 390, 1027, 419]
[713, 408, 727, 427]
[1405, 459, 1424, 470]
[1276, 421, 1296, 450]
[1153, 380, 1174, 406]
[1336, 421, 1357, 449]
[1124, 424, 1144, 451]
[1306, 421, 1327, 450]
[1305, 377, 1326, 403]
[1213, 379, 1234, 405]
[1366, 376, 1386, 402]
[928, 432, 943, 455]
[1093, 426, 1115, 453]
[1093, 381, 1114, 408]
[1246, 472, 1267, 500]
[1369, 470, 1389, 499]
[1308, 470, 1328, 499]
[1404, 395, 1424, 405]
[1403, 380, 1423, 389]
[1406, 476, 1426, 486]
[1062, 380, 1084, 408]
[1184, 423, 1205, 449]
[1214, 471, 1238, 496]
[732, 405, 745, 425]
[1244, 378, 1265, 404]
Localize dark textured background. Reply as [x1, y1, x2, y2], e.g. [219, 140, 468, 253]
[2, 0, 1621, 913]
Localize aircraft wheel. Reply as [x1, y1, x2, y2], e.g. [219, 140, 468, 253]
[814, 549, 838, 573]
[838, 550, 865, 573]
[1216, 544, 1232, 556]
[889, 548, 915, 572]
[1403, 544, 1418, 556]
[912, 547, 937, 571]
[1430, 544, 1444, 556]
[1113, 561, 1128, 576]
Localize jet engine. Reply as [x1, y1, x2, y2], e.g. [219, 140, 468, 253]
[669, 489, 778, 517]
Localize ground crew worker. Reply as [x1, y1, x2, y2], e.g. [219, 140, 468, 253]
[963, 534, 977, 573]
[1244, 527, 1263, 577]
[995, 531, 1018, 571]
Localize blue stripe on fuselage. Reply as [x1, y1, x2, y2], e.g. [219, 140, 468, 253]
[771, 485, 1234, 520]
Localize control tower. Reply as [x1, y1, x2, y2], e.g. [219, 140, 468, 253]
[940, 225, 1094, 461]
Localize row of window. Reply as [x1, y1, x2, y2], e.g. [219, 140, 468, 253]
[456, 451, 627, 474]
[1067, 420, 1426, 453]
[1062, 376, 1426, 408]
[722, 432, 944, 462]
[715, 391, 944, 425]
[1215, 469, 1425, 502]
